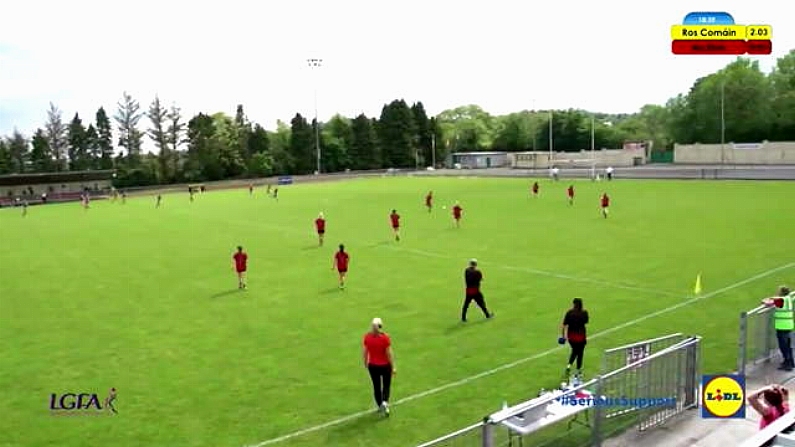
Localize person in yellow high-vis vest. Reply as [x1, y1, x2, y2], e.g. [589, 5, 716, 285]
[763, 286, 794, 371]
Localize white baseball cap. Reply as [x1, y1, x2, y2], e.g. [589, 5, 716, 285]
[372, 317, 383, 327]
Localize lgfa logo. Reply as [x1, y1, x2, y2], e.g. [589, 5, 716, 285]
[701, 375, 745, 418]
[50, 388, 117, 415]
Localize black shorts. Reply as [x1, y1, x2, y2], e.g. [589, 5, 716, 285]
[318, 230, 325, 235]
[337, 269, 347, 274]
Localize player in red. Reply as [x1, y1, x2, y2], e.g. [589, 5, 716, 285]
[425, 191, 433, 213]
[389, 210, 400, 241]
[532, 182, 539, 198]
[567, 185, 575, 205]
[452, 202, 463, 228]
[315, 212, 326, 246]
[600, 193, 610, 218]
[332, 244, 350, 289]
[232, 246, 248, 289]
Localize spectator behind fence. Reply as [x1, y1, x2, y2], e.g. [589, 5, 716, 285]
[748, 384, 790, 429]
[762, 286, 794, 371]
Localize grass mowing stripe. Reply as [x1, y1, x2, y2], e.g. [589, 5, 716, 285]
[244, 261, 795, 447]
[384, 245, 682, 298]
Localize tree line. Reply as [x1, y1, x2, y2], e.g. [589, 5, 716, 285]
[0, 50, 793, 186]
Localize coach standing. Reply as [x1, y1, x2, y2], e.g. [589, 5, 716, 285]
[763, 286, 794, 371]
[462, 259, 493, 322]
[561, 298, 589, 381]
[363, 317, 395, 416]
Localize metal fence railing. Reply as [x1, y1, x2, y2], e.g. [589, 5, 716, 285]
[415, 423, 487, 447]
[737, 305, 778, 377]
[600, 333, 687, 376]
[417, 336, 701, 447]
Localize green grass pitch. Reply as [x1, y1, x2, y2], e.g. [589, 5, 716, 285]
[1, 176, 794, 447]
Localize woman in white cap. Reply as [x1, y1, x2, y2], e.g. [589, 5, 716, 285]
[363, 317, 395, 415]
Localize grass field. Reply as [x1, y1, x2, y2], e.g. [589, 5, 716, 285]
[1, 176, 794, 447]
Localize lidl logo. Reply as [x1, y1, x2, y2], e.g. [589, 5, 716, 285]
[701, 375, 745, 418]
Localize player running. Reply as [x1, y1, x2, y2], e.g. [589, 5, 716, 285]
[249, 183, 254, 195]
[232, 246, 248, 289]
[452, 202, 463, 228]
[567, 185, 575, 205]
[332, 244, 350, 289]
[425, 191, 433, 212]
[22, 200, 28, 216]
[315, 212, 326, 246]
[389, 210, 400, 241]
[121, 190, 126, 204]
[189, 187, 194, 202]
[156, 194, 162, 208]
[600, 193, 610, 218]
[532, 181, 539, 198]
[272, 187, 279, 201]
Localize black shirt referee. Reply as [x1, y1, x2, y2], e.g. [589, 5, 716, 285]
[462, 259, 493, 322]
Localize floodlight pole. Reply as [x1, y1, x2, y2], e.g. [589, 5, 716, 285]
[720, 82, 726, 165]
[307, 58, 323, 174]
[591, 116, 596, 180]
[431, 133, 436, 168]
[548, 111, 553, 164]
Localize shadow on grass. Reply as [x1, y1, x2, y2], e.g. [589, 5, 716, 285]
[369, 240, 392, 248]
[301, 245, 321, 250]
[444, 317, 492, 333]
[326, 411, 387, 441]
[211, 289, 242, 299]
[320, 287, 343, 294]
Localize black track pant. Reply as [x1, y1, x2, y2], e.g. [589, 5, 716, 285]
[462, 292, 490, 320]
[568, 340, 587, 370]
[367, 364, 392, 406]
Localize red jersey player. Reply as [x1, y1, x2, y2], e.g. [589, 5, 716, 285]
[567, 185, 575, 205]
[315, 212, 326, 246]
[332, 244, 350, 289]
[532, 182, 539, 198]
[232, 246, 248, 289]
[452, 202, 463, 227]
[425, 191, 433, 213]
[600, 193, 610, 218]
[389, 210, 400, 241]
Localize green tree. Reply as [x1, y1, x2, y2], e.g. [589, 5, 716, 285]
[6, 130, 29, 173]
[45, 103, 68, 171]
[289, 113, 314, 174]
[268, 120, 292, 175]
[67, 113, 88, 170]
[85, 124, 101, 169]
[147, 96, 170, 181]
[348, 114, 379, 170]
[770, 50, 795, 140]
[377, 99, 416, 167]
[321, 114, 352, 172]
[0, 139, 10, 174]
[30, 129, 53, 172]
[166, 104, 187, 179]
[186, 113, 222, 181]
[95, 107, 114, 169]
[436, 105, 495, 152]
[115, 92, 144, 166]
[211, 112, 246, 178]
[411, 102, 432, 165]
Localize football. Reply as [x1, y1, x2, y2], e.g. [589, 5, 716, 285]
[442, 206, 446, 209]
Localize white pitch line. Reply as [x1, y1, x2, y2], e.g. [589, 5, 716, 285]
[385, 245, 681, 298]
[245, 261, 795, 447]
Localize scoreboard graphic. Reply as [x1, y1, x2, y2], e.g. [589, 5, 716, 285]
[672, 12, 772, 55]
